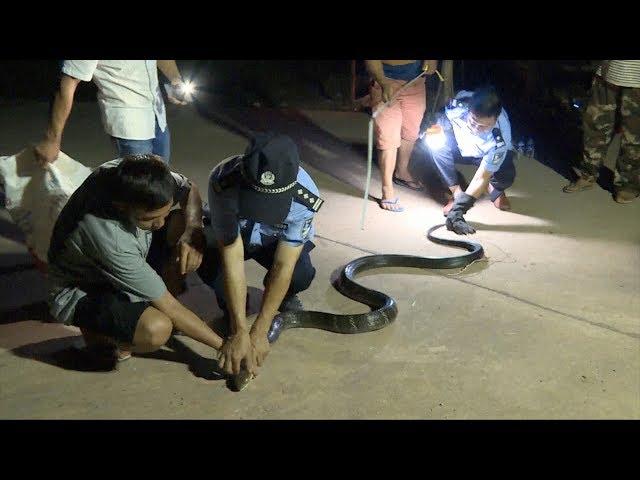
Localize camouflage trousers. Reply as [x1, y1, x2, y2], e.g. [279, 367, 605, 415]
[579, 76, 640, 193]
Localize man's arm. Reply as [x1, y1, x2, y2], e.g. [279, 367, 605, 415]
[34, 74, 81, 165]
[250, 241, 303, 366]
[95, 232, 224, 352]
[175, 181, 205, 275]
[219, 234, 248, 333]
[365, 60, 386, 85]
[465, 163, 492, 199]
[157, 60, 183, 84]
[152, 290, 224, 350]
[157, 60, 188, 105]
[365, 60, 396, 102]
[179, 181, 203, 229]
[445, 163, 492, 236]
[216, 233, 255, 375]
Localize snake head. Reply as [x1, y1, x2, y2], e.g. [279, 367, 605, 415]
[231, 369, 255, 392]
[267, 315, 285, 343]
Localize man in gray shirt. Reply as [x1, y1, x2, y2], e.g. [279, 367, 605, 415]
[48, 154, 226, 364]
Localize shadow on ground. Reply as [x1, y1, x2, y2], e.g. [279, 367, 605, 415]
[194, 97, 456, 206]
[10, 333, 230, 382]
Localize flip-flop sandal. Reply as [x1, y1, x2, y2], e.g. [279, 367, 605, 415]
[379, 197, 405, 212]
[392, 176, 423, 191]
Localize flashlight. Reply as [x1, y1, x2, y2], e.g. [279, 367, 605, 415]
[180, 80, 195, 97]
[423, 124, 446, 150]
[164, 80, 195, 102]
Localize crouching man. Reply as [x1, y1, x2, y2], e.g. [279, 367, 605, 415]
[47, 154, 226, 365]
[197, 133, 323, 377]
[424, 86, 515, 235]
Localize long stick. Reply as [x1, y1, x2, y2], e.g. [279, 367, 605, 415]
[360, 118, 374, 230]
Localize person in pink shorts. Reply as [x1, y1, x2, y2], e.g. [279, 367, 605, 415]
[366, 60, 438, 212]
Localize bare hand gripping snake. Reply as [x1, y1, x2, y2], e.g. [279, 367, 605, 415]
[232, 224, 484, 390]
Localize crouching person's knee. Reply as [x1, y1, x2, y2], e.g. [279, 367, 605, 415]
[291, 264, 316, 294]
[133, 308, 173, 351]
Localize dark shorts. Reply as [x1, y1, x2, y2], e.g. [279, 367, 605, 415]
[73, 290, 150, 344]
[71, 221, 171, 343]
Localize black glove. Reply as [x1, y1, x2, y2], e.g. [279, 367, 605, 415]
[445, 192, 476, 235]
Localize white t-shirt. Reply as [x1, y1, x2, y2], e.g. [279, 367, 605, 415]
[62, 60, 167, 140]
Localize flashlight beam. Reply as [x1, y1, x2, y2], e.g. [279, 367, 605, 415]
[181, 81, 195, 96]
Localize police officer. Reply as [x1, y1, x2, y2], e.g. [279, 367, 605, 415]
[197, 133, 323, 376]
[424, 86, 515, 235]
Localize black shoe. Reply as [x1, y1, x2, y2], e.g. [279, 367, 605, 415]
[279, 295, 303, 312]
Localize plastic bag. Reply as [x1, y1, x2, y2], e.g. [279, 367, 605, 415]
[0, 148, 92, 265]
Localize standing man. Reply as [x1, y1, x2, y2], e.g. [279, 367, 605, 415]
[424, 86, 515, 235]
[35, 60, 190, 166]
[365, 59, 438, 212]
[197, 133, 322, 377]
[563, 60, 640, 203]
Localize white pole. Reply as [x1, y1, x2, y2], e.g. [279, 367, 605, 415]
[360, 118, 374, 230]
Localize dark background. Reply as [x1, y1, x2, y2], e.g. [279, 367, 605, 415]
[0, 60, 596, 108]
[0, 59, 598, 178]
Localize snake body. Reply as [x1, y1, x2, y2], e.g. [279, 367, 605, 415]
[232, 224, 484, 390]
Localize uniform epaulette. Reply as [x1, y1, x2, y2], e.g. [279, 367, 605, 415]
[293, 184, 324, 212]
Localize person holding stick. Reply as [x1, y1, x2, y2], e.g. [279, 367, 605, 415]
[365, 60, 438, 212]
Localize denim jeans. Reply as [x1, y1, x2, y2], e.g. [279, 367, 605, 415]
[112, 120, 171, 164]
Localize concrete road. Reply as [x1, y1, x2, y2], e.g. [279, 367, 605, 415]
[1, 101, 638, 418]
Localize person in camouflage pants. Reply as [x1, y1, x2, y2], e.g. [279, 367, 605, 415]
[563, 64, 640, 204]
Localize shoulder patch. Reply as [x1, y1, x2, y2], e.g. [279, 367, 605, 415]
[301, 218, 313, 239]
[491, 150, 507, 165]
[293, 183, 324, 212]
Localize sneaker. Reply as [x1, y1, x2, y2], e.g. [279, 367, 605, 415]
[563, 177, 595, 193]
[614, 189, 639, 204]
[279, 295, 303, 312]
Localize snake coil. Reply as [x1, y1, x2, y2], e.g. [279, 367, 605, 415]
[232, 224, 484, 390]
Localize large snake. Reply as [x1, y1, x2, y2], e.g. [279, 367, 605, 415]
[231, 224, 484, 390]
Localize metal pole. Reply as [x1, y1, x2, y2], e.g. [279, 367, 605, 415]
[360, 118, 374, 230]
